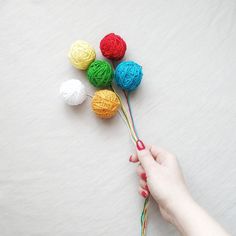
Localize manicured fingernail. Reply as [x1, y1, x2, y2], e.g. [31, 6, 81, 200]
[141, 173, 147, 181]
[129, 155, 132, 162]
[141, 191, 148, 198]
[136, 140, 145, 151]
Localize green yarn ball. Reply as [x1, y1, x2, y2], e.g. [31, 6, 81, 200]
[87, 60, 113, 88]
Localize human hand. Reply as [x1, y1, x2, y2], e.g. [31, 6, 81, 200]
[130, 141, 229, 236]
[129, 140, 191, 224]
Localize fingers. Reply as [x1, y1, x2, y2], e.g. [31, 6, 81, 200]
[136, 165, 149, 198]
[136, 140, 157, 173]
[150, 146, 167, 164]
[129, 153, 139, 163]
[129, 144, 152, 163]
[136, 164, 147, 181]
[139, 178, 149, 191]
[150, 145, 176, 166]
[138, 186, 149, 198]
[130, 142, 176, 170]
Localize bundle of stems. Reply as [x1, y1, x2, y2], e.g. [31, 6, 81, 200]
[112, 86, 149, 236]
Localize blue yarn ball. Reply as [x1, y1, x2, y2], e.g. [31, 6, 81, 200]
[115, 61, 143, 91]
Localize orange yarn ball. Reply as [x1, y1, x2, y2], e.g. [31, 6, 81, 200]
[91, 90, 120, 119]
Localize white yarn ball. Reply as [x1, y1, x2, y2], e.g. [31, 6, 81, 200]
[60, 79, 87, 105]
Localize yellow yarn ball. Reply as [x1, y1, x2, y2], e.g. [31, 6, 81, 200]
[91, 90, 120, 119]
[68, 40, 96, 70]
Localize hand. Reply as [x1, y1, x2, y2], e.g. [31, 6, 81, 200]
[130, 140, 229, 236]
[129, 140, 190, 224]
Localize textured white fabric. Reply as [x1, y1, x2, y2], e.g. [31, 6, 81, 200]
[0, 0, 236, 235]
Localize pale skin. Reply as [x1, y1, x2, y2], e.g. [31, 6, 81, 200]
[130, 140, 230, 236]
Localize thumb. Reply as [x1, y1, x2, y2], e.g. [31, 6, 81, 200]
[136, 140, 157, 173]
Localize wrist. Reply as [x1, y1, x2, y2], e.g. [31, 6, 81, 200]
[170, 194, 196, 223]
[165, 191, 196, 228]
[166, 194, 230, 236]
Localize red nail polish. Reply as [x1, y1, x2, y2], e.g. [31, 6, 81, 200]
[136, 140, 145, 151]
[129, 155, 132, 162]
[141, 191, 148, 198]
[141, 173, 147, 181]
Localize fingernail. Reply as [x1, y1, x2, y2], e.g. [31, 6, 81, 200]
[129, 155, 132, 162]
[141, 191, 148, 198]
[141, 173, 147, 181]
[136, 140, 145, 151]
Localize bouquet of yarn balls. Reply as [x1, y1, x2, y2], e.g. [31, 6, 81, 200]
[60, 33, 143, 119]
[60, 33, 149, 236]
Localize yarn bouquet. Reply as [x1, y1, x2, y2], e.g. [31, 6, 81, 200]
[60, 33, 148, 236]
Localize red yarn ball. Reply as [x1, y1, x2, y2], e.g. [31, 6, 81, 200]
[100, 33, 127, 61]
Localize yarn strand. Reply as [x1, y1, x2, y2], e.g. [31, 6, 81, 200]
[111, 86, 138, 142]
[118, 110, 136, 145]
[123, 90, 139, 139]
[141, 197, 149, 236]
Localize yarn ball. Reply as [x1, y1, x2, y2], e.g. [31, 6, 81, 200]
[91, 90, 120, 119]
[60, 79, 86, 105]
[87, 60, 113, 88]
[68, 40, 96, 70]
[115, 61, 143, 91]
[100, 33, 127, 61]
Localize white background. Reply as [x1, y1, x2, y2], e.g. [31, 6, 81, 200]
[0, 0, 236, 235]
